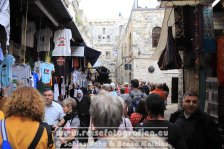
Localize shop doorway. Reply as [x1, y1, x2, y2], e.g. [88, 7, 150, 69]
[171, 77, 178, 103]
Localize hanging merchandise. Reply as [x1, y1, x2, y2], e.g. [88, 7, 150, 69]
[71, 68, 81, 86]
[12, 63, 32, 91]
[54, 83, 59, 101]
[0, 54, 15, 87]
[20, 1, 29, 63]
[201, 5, 216, 53]
[26, 20, 36, 48]
[79, 71, 87, 88]
[40, 62, 55, 84]
[34, 60, 43, 80]
[36, 27, 53, 52]
[0, 0, 10, 45]
[31, 71, 38, 88]
[0, 43, 4, 62]
[61, 77, 66, 96]
[158, 26, 182, 70]
[174, 6, 195, 50]
[217, 36, 224, 86]
[52, 56, 69, 76]
[52, 28, 72, 56]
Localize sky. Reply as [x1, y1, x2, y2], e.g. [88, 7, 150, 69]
[79, 0, 160, 20]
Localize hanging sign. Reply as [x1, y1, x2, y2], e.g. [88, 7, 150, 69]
[71, 46, 84, 57]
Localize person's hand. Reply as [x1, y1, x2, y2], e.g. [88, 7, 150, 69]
[52, 125, 59, 132]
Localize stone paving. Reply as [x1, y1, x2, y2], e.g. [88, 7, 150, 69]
[164, 103, 178, 120]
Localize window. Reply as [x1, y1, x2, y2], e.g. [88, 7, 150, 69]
[105, 51, 111, 59]
[103, 28, 106, 34]
[152, 27, 161, 47]
[98, 35, 101, 42]
[107, 35, 110, 42]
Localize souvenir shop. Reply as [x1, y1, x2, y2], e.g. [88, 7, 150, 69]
[157, 0, 224, 140]
[0, 0, 101, 98]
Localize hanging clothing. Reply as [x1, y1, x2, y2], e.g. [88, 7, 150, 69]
[158, 26, 182, 70]
[52, 28, 72, 56]
[52, 56, 69, 76]
[34, 60, 43, 80]
[31, 72, 38, 88]
[217, 36, 224, 86]
[36, 27, 53, 52]
[54, 84, 59, 101]
[0, 54, 15, 87]
[40, 62, 54, 84]
[26, 21, 36, 48]
[0, 46, 4, 62]
[12, 64, 32, 90]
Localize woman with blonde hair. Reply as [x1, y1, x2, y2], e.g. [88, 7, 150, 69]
[0, 86, 54, 149]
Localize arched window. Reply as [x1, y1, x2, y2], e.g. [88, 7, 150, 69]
[152, 27, 161, 47]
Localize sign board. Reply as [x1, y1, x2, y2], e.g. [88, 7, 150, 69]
[71, 46, 84, 57]
[125, 64, 131, 70]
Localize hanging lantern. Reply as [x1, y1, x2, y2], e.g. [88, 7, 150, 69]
[148, 66, 155, 73]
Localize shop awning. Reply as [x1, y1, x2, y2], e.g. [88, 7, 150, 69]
[33, 0, 83, 43]
[85, 47, 101, 66]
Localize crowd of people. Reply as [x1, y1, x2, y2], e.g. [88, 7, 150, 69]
[0, 79, 223, 149]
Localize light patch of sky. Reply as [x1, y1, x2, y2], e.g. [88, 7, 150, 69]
[79, 0, 160, 20]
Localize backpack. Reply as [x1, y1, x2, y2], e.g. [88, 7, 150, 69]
[0, 120, 53, 149]
[0, 120, 13, 149]
[128, 92, 144, 115]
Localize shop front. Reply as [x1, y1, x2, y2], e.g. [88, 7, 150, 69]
[0, 0, 101, 99]
[156, 0, 224, 140]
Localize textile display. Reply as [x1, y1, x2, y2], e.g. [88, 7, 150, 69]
[174, 6, 195, 50]
[202, 5, 216, 53]
[217, 36, 224, 86]
[52, 28, 72, 56]
[158, 26, 182, 70]
[52, 56, 69, 76]
[36, 27, 52, 52]
[0, 54, 15, 87]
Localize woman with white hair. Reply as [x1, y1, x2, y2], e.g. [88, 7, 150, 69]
[118, 98, 133, 131]
[87, 92, 123, 148]
[55, 97, 80, 148]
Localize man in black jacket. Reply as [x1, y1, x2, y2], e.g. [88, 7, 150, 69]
[169, 90, 222, 149]
[136, 93, 187, 149]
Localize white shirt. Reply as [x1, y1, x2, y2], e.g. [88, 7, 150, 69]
[36, 27, 53, 52]
[52, 28, 72, 56]
[44, 101, 65, 126]
[26, 21, 36, 48]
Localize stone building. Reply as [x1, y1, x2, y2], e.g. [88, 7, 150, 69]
[116, 2, 180, 102]
[89, 18, 126, 82]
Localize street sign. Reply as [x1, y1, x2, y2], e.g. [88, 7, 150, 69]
[125, 64, 131, 70]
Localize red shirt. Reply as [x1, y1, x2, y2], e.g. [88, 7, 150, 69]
[151, 89, 166, 99]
